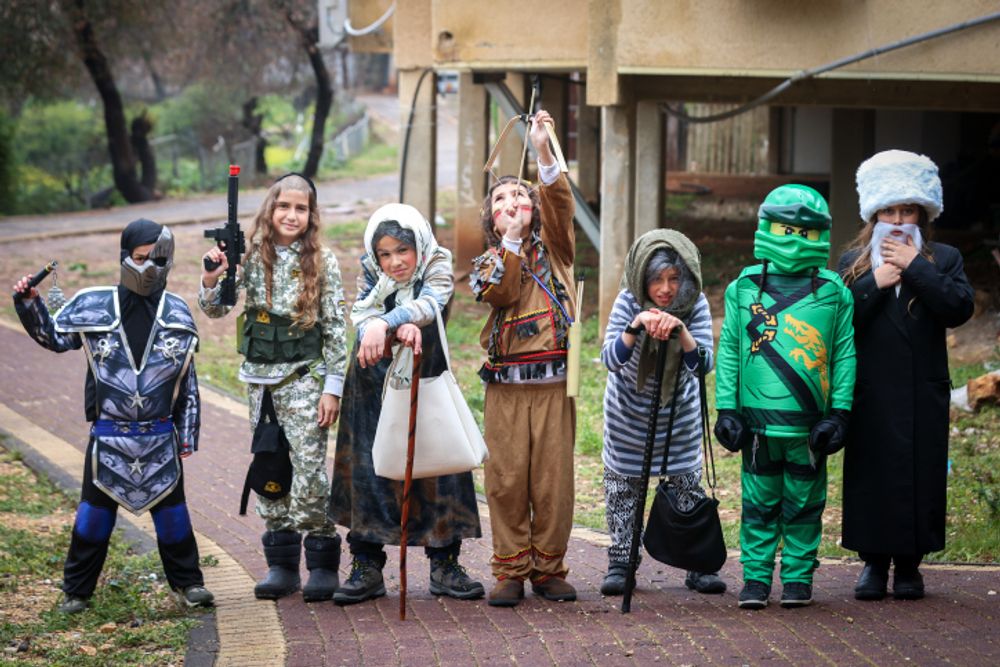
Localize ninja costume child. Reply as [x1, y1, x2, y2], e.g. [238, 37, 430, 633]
[714, 185, 856, 610]
[13, 219, 213, 613]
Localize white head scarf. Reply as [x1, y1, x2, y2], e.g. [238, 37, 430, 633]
[350, 203, 446, 327]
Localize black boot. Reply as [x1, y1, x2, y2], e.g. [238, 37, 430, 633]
[600, 561, 629, 596]
[302, 534, 341, 602]
[254, 531, 301, 600]
[854, 562, 889, 600]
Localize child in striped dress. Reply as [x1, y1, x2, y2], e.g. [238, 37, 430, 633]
[599, 229, 726, 596]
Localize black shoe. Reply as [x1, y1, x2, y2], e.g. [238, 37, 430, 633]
[303, 534, 341, 602]
[429, 555, 484, 600]
[780, 582, 813, 608]
[600, 562, 628, 596]
[854, 563, 888, 601]
[174, 585, 215, 608]
[57, 594, 89, 614]
[738, 580, 771, 609]
[333, 556, 386, 605]
[893, 567, 925, 600]
[685, 571, 727, 595]
[254, 531, 302, 600]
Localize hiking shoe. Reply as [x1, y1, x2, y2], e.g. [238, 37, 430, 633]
[892, 567, 925, 600]
[854, 563, 888, 601]
[429, 555, 484, 600]
[780, 582, 813, 608]
[57, 594, 89, 614]
[738, 580, 771, 609]
[600, 562, 629, 596]
[531, 576, 577, 602]
[685, 571, 727, 595]
[175, 585, 215, 608]
[333, 556, 385, 605]
[488, 578, 524, 607]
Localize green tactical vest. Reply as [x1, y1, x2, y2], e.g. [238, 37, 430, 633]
[239, 309, 322, 364]
[727, 266, 853, 438]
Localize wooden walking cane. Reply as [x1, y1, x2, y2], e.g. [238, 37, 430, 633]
[399, 351, 422, 621]
[622, 339, 670, 613]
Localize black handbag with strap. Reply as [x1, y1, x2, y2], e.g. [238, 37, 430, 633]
[642, 347, 727, 573]
[239, 387, 293, 515]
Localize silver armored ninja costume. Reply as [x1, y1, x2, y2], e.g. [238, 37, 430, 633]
[15, 220, 207, 603]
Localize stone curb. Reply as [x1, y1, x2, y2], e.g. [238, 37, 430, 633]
[0, 378, 284, 666]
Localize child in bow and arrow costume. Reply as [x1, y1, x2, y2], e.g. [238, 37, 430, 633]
[714, 185, 856, 609]
[470, 109, 579, 607]
[13, 218, 213, 614]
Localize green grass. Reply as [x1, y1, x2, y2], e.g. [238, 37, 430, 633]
[324, 218, 368, 242]
[0, 442, 201, 665]
[323, 141, 398, 182]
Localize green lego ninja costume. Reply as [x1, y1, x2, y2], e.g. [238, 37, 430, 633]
[715, 185, 856, 587]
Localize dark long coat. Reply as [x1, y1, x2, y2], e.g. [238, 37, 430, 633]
[837, 243, 974, 556]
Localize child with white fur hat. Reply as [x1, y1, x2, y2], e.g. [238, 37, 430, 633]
[837, 149, 974, 603]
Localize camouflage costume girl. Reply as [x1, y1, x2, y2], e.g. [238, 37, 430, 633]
[200, 174, 347, 602]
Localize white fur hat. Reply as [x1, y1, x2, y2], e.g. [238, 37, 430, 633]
[855, 149, 943, 223]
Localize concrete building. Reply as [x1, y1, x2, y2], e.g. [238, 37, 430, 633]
[343, 0, 1000, 326]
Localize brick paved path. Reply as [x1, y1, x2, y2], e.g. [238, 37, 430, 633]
[1, 323, 998, 666]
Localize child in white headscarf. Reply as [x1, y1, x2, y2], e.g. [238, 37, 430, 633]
[329, 204, 483, 605]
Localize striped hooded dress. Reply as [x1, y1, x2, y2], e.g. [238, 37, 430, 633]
[600, 289, 714, 478]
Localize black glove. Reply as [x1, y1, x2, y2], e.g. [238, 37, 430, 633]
[714, 409, 748, 453]
[808, 409, 850, 456]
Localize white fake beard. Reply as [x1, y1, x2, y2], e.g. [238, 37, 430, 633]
[869, 222, 923, 269]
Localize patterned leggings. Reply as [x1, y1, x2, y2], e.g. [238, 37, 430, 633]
[603, 467, 705, 564]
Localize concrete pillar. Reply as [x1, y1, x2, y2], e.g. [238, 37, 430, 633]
[830, 108, 874, 263]
[398, 68, 437, 226]
[634, 100, 664, 237]
[576, 101, 600, 203]
[455, 72, 489, 280]
[600, 103, 635, 332]
[496, 73, 528, 178]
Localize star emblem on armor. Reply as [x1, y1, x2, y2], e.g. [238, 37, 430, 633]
[128, 457, 145, 477]
[92, 334, 119, 366]
[128, 391, 147, 409]
[153, 333, 184, 366]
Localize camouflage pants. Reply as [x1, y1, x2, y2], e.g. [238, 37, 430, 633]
[248, 375, 337, 537]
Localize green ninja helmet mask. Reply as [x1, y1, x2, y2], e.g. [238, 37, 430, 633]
[753, 184, 832, 274]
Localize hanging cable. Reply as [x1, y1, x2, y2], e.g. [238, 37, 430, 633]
[344, 1, 396, 37]
[662, 10, 1000, 123]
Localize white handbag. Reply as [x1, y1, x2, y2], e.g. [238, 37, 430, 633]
[372, 303, 489, 480]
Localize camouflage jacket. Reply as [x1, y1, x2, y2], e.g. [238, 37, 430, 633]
[199, 241, 348, 395]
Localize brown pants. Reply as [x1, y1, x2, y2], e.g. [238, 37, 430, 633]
[484, 381, 575, 582]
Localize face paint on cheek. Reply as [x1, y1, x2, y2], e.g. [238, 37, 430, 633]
[519, 205, 532, 214]
[492, 209, 504, 220]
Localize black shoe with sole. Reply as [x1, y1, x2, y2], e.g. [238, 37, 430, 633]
[738, 580, 771, 609]
[254, 530, 302, 600]
[685, 571, 727, 595]
[780, 582, 813, 608]
[600, 562, 628, 596]
[893, 567, 925, 600]
[854, 563, 888, 601]
[302, 534, 341, 602]
[333, 556, 386, 605]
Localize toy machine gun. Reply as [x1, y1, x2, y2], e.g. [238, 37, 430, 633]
[203, 165, 246, 306]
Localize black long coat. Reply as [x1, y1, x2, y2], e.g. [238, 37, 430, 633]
[837, 243, 974, 556]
